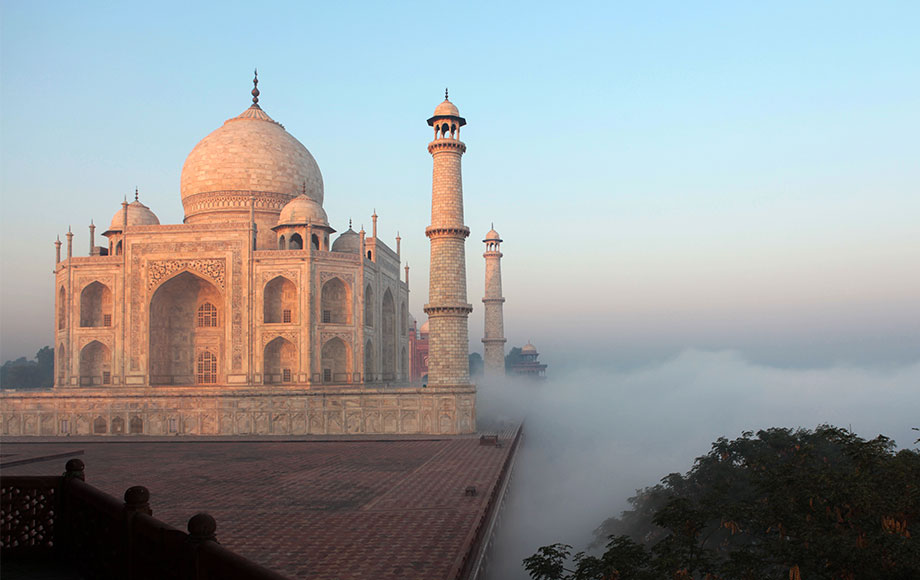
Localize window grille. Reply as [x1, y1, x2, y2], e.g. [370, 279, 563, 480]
[323, 368, 332, 382]
[168, 418, 178, 433]
[197, 303, 218, 327]
[102, 371, 111, 385]
[103, 314, 112, 327]
[323, 310, 331, 323]
[283, 309, 292, 324]
[197, 351, 218, 384]
[283, 368, 292, 383]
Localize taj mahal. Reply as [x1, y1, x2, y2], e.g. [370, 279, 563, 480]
[0, 76, 505, 437]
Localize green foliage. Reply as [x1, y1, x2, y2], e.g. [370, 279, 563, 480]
[526, 426, 920, 580]
[505, 346, 523, 371]
[469, 352, 483, 377]
[0, 346, 54, 389]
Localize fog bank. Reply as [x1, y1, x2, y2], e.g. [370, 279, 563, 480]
[478, 349, 920, 580]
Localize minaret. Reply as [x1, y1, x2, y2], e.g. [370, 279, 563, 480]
[482, 225, 506, 377]
[423, 90, 473, 389]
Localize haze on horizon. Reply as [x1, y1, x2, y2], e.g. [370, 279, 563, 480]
[2, 1, 918, 374]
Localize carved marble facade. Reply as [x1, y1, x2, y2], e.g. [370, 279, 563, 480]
[1, 82, 477, 436]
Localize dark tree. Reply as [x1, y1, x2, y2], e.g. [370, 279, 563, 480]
[0, 346, 54, 389]
[505, 346, 523, 371]
[469, 352, 483, 377]
[526, 426, 920, 580]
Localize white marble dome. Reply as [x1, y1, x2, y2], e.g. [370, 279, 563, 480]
[331, 227, 360, 253]
[180, 104, 324, 221]
[109, 200, 159, 230]
[278, 194, 328, 226]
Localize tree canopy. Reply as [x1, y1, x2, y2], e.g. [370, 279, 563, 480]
[525, 425, 919, 580]
[0, 346, 54, 389]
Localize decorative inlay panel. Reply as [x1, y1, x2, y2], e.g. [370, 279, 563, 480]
[262, 331, 299, 347]
[148, 259, 226, 291]
[320, 331, 352, 345]
[319, 271, 354, 285]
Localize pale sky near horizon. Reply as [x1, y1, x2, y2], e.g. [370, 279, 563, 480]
[1, 1, 918, 369]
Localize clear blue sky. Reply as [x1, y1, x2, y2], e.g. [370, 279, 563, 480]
[2, 1, 918, 368]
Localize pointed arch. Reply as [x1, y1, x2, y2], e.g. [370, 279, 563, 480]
[364, 284, 374, 327]
[321, 337, 352, 383]
[80, 281, 113, 327]
[148, 271, 223, 385]
[264, 336, 296, 384]
[289, 233, 303, 250]
[79, 340, 111, 386]
[129, 415, 143, 434]
[382, 289, 396, 380]
[58, 286, 66, 329]
[111, 416, 125, 434]
[400, 301, 407, 336]
[278, 235, 286, 250]
[364, 339, 375, 382]
[264, 276, 297, 324]
[57, 342, 66, 385]
[321, 277, 351, 324]
[93, 416, 107, 434]
[400, 346, 408, 381]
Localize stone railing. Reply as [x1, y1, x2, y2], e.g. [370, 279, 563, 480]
[450, 424, 524, 580]
[1, 459, 288, 579]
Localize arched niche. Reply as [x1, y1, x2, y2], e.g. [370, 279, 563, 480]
[321, 277, 351, 324]
[58, 286, 66, 329]
[264, 276, 297, 324]
[400, 346, 408, 381]
[79, 340, 111, 386]
[399, 301, 407, 336]
[382, 289, 396, 380]
[321, 337, 351, 383]
[364, 339, 375, 382]
[148, 271, 223, 385]
[57, 342, 66, 384]
[264, 337, 296, 384]
[80, 281, 113, 327]
[289, 233, 303, 250]
[364, 284, 374, 327]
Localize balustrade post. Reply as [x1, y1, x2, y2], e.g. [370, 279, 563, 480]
[188, 512, 218, 544]
[124, 485, 152, 516]
[63, 458, 85, 481]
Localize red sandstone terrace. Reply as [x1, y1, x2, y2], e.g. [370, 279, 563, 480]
[1, 430, 520, 579]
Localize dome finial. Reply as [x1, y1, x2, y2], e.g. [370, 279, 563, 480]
[349, 218, 352, 229]
[445, 87, 449, 101]
[251, 68, 260, 107]
[302, 181, 306, 195]
[135, 187, 139, 202]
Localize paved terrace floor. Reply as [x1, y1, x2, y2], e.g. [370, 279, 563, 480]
[1, 430, 519, 580]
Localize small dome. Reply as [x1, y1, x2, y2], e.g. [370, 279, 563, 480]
[278, 194, 327, 226]
[433, 98, 460, 118]
[109, 200, 159, 230]
[419, 320, 430, 335]
[521, 343, 537, 354]
[331, 227, 360, 253]
[484, 227, 501, 241]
